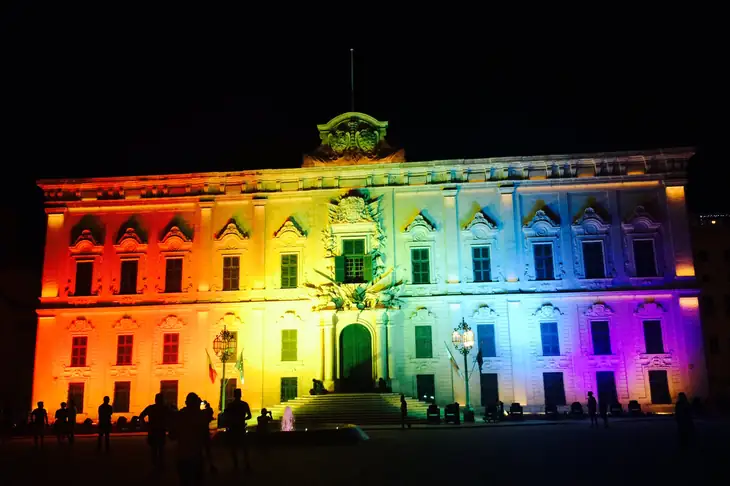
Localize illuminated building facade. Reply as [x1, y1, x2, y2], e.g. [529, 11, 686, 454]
[34, 112, 706, 420]
[691, 213, 730, 407]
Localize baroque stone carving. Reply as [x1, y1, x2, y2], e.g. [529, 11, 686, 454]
[584, 303, 614, 317]
[410, 307, 435, 323]
[67, 317, 94, 332]
[533, 304, 563, 319]
[621, 206, 663, 278]
[472, 304, 498, 320]
[158, 315, 184, 329]
[217, 312, 242, 328]
[572, 207, 614, 279]
[522, 209, 562, 281]
[404, 214, 436, 241]
[278, 310, 303, 326]
[70, 229, 104, 255]
[113, 315, 139, 330]
[524, 210, 560, 236]
[115, 227, 147, 253]
[464, 212, 496, 235]
[158, 226, 193, 252]
[274, 217, 306, 242]
[215, 219, 248, 243]
[303, 112, 405, 167]
[634, 301, 666, 316]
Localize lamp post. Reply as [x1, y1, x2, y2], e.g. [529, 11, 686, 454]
[213, 326, 236, 412]
[452, 317, 475, 411]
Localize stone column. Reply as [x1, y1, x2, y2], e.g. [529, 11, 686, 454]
[41, 208, 67, 298]
[665, 184, 695, 278]
[507, 299, 529, 406]
[322, 311, 335, 389]
[197, 202, 214, 292]
[498, 185, 518, 283]
[678, 296, 708, 399]
[443, 188, 460, 288]
[376, 315, 388, 382]
[252, 201, 266, 289]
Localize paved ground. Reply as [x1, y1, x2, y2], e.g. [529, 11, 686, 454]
[1, 418, 726, 485]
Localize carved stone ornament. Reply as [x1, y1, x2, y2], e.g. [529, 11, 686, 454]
[158, 226, 193, 252]
[404, 214, 436, 241]
[533, 304, 563, 320]
[523, 210, 560, 236]
[584, 303, 614, 317]
[472, 304, 498, 320]
[67, 317, 94, 332]
[410, 307, 435, 324]
[274, 218, 306, 245]
[464, 212, 497, 239]
[573, 207, 610, 232]
[330, 196, 375, 224]
[217, 312, 242, 328]
[115, 227, 147, 253]
[623, 206, 661, 230]
[278, 310, 304, 326]
[215, 219, 249, 243]
[70, 229, 103, 255]
[634, 301, 666, 316]
[158, 315, 184, 329]
[113, 315, 139, 330]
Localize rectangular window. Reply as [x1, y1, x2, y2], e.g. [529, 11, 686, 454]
[533, 243, 555, 281]
[411, 248, 431, 284]
[116, 335, 133, 365]
[113, 382, 131, 413]
[281, 254, 298, 289]
[71, 336, 88, 367]
[281, 377, 298, 403]
[74, 261, 94, 296]
[417, 374, 436, 403]
[648, 370, 672, 404]
[590, 321, 612, 355]
[643, 320, 665, 354]
[222, 256, 240, 291]
[540, 322, 560, 356]
[472, 246, 491, 282]
[343, 239, 366, 283]
[281, 329, 297, 361]
[477, 324, 497, 358]
[67, 383, 85, 414]
[119, 260, 138, 295]
[415, 326, 433, 358]
[543, 372, 567, 406]
[596, 371, 618, 405]
[582, 241, 605, 279]
[162, 333, 179, 364]
[160, 380, 178, 409]
[633, 239, 657, 277]
[480, 373, 499, 407]
[164, 258, 183, 293]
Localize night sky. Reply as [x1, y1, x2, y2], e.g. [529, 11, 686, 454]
[0, 7, 719, 290]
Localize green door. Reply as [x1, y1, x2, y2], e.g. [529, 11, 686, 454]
[339, 324, 373, 392]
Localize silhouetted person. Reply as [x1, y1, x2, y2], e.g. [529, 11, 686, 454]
[675, 392, 693, 448]
[203, 401, 214, 425]
[599, 398, 609, 428]
[67, 399, 77, 444]
[170, 393, 210, 486]
[225, 388, 252, 471]
[54, 402, 69, 444]
[378, 378, 387, 392]
[140, 393, 170, 469]
[587, 392, 598, 427]
[400, 394, 410, 429]
[31, 401, 49, 448]
[97, 396, 113, 452]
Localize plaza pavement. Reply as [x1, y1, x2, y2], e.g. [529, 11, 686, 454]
[0, 418, 726, 485]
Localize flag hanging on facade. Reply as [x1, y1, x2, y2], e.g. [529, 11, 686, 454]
[205, 348, 218, 384]
[234, 350, 244, 385]
[444, 342, 461, 377]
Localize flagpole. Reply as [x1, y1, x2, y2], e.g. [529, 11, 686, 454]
[450, 358, 455, 402]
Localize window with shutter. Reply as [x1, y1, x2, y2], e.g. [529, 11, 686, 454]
[415, 326, 433, 358]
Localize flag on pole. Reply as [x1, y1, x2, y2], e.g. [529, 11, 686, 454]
[234, 350, 244, 385]
[205, 348, 218, 384]
[444, 342, 461, 378]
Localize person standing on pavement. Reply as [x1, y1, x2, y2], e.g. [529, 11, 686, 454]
[140, 393, 171, 470]
[97, 396, 113, 452]
[675, 392, 694, 448]
[170, 392, 210, 486]
[67, 399, 77, 445]
[224, 388, 252, 471]
[400, 394, 410, 429]
[31, 402, 49, 449]
[587, 392, 598, 428]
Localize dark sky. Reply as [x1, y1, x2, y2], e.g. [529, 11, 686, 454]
[0, 6, 720, 279]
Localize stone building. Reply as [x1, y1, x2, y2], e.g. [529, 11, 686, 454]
[34, 112, 706, 420]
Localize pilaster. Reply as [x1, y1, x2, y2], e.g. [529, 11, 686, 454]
[41, 208, 67, 298]
[253, 200, 266, 289]
[507, 299, 529, 406]
[498, 185, 518, 283]
[665, 184, 695, 278]
[322, 311, 335, 389]
[197, 201, 214, 291]
[443, 188, 460, 287]
[376, 314, 388, 382]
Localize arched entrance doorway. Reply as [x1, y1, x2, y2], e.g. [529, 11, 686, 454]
[339, 324, 373, 392]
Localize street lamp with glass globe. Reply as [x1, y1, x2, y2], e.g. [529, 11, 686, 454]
[213, 326, 237, 412]
[452, 317, 475, 411]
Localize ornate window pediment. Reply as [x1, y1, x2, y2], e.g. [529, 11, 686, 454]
[67, 317, 94, 332]
[114, 227, 148, 253]
[634, 301, 666, 316]
[584, 303, 614, 318]
[216, 312, 242, 329]
[472, 304, 498, 320]
[278, 310, 304, 327]
[573, 207, 611, 233]
[410, 307, 435, 324]
[524, 210, 560, 237]
[113, 315, 139, 330]
[158, 315, 185, 329]
[274, 217, 306, 246]
[533, 303, 563, 319]
[464, 212, 497, 238]
[158, 226, 193, 252]
[215, 219, 249, 249]
[404, 213, 436, 241]
[70, 229, 103, 256]
[622, 206, 661, 232]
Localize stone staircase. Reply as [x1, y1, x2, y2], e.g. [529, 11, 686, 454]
[265, 393, 430, 425]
